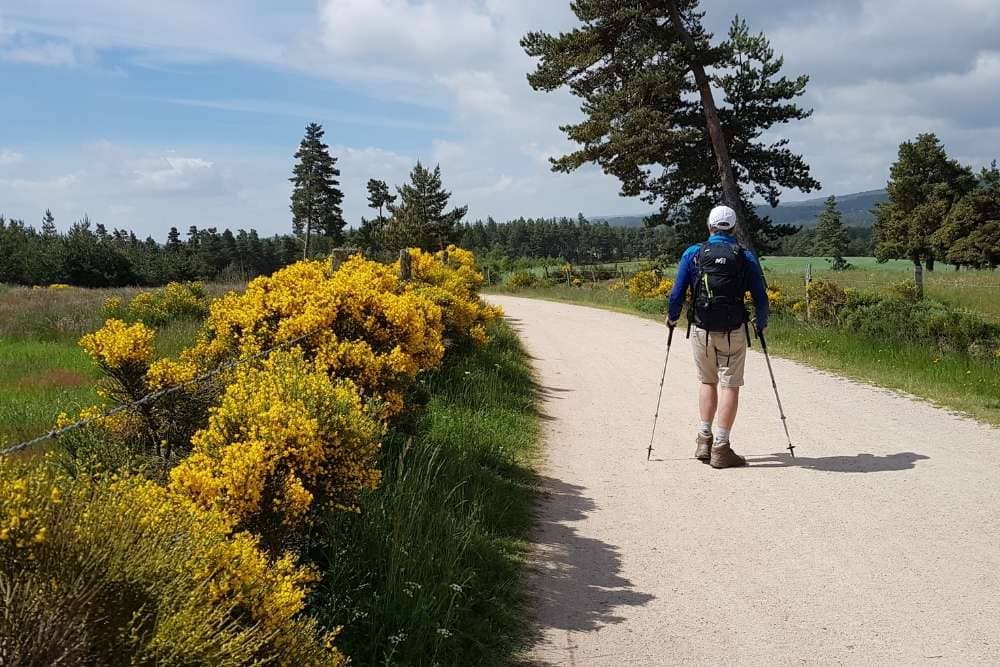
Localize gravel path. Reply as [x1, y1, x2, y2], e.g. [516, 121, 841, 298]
[489, 296, 1000, 666]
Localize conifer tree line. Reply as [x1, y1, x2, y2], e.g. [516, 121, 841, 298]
[0, 214, 304, 287]
[457, 215, 678, 263]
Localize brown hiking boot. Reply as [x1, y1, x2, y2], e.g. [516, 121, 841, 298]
[695, 432, 713, 462]
[710, 443, 748, 469]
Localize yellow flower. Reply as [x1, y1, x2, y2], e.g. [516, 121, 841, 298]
[79, 319, 155, 370]
[170, 349, 382, 543]
[626, 271, 672, 298]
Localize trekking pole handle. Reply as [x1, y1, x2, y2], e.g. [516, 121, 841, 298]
[757, 327, 768, 352]
[667, 324, 675, 346]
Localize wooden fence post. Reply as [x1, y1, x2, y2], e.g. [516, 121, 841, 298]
[399, 249, 412, 281]
[330, 248, 351, 271]
[805, 263, 813, 321]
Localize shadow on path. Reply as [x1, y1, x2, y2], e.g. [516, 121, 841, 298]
[527, 476, 655, 643]
[749, 451, 930, 473]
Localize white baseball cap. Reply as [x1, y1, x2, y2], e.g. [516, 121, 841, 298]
[708, 205, 738, 230]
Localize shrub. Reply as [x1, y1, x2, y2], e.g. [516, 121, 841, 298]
[842, 297, 1000, 355]
[405, 247, 502, 347]
[170, 349, 382, 551]
[178, 257, 445, 419]
[506, 271, 539, 289]
[79, 319, 156, 400]
[889, 279, 921, 303]
[0, 460, 342, 666]
[105, 282, 210, 326]
[805, 279, 849, 324]
[627, 270, 672, 299]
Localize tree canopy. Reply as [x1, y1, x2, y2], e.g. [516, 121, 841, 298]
[522, 3, 819, 253]
[812, 196, 850, 270]
[385, 162, 468, 252]
[290, 123, 345, 256]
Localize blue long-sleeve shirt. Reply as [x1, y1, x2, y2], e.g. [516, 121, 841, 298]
[667, 232, 769, 329]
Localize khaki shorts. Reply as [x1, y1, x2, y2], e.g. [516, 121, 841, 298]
[692, 326, 748, 388]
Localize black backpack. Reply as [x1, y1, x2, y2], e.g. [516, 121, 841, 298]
[689, 242, 749, 332]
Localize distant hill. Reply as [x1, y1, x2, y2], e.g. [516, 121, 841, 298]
[592, 189, 888, 229]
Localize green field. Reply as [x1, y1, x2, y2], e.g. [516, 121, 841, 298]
[761, 257, 1000, 322]
[0, 285, 208, 447]
[503, 257, 1000, 323]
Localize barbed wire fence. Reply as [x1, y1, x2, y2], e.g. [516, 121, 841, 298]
[0, 326, 328, 458]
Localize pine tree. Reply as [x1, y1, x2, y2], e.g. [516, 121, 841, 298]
[367, 179, 395, 219]
[290, 123, 346, 258]
[522, 5, 818, 253]
[359, 179, 396, 254]
[166, 227, 182, 250]
[874, 134, 975, 297]
[386, 162, 467, 251]
[41, 209, 57, 237]
[932, 162, 1000, 269]
[812, 196, 850, 270]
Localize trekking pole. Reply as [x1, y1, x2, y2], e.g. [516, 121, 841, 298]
[647, 323, 676, 461]
[755, 326, 796, 458]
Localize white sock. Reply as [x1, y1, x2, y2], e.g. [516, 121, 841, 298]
[699, 420, 713, 435]
[716, 426, 731, 445]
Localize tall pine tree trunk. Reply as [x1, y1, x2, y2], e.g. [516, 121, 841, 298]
[666, 2, 746, 244]
[926, 256, 935, 272]
[303, 217, 312, 259]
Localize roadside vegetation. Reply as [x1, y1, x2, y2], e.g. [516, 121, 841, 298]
[0, 249, 539, 665]
[491, 261, 1000, 425]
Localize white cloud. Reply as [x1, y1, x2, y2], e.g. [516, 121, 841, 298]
[0, 40, 78, 66]
[0, 150, 24, 166]
[319, 0, 499, 67]
[129, 155, 216, 194]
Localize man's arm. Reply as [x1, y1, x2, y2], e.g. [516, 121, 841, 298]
[744, 250, 769, 329]
[667, 248, 696, 325]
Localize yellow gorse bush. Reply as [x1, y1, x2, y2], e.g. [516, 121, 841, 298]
[404, 246, 502, 346]
[126, 281, 209, 325]
[182, 256, 448, 417]
[21, 248, 497, 663]
[627, 270, 673, 299]
[170, 349, 381, 545]
[79, 319, 156, 371]
[0, 460, 343, 666]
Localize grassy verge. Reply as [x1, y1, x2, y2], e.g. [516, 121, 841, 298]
[489, 286, 1000, 426]
[313, 320, 540, 665]
[0, 340, 99, 446]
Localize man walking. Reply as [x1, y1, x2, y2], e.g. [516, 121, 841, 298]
[667, 205, 769, 469]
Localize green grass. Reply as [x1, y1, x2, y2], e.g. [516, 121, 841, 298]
[489, 284, 1000, 426]
[0, 340, 99, 447]
[0, 284, 217, 448]
[764, 316, 1000, 423]
[499, 257, 1000, 322]
[313, 320, 540, 666]
[760, 257, 1000, 323]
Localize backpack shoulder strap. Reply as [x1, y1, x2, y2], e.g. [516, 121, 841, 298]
[691, 242, 707, 268]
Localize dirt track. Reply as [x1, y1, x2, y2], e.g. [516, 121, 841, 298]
[488, 296, 1000, 666]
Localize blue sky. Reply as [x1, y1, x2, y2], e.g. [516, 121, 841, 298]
[1, 1, 999, 239]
